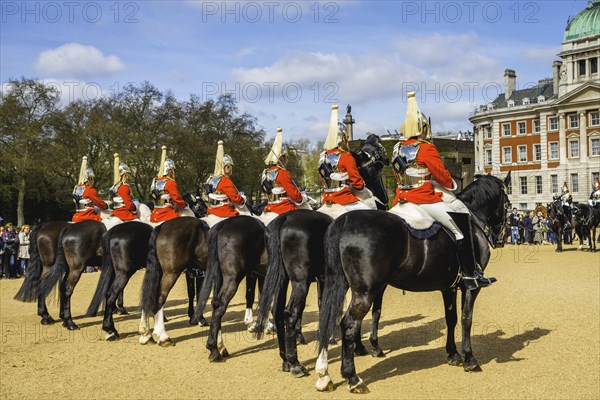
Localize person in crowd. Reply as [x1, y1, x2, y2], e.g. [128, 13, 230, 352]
[509, 207, 520, 244]
[1, 223, 18, 278]
[17, 224, 31, 277]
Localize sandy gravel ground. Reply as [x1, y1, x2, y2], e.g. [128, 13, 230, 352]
[1, 243, 598, 399]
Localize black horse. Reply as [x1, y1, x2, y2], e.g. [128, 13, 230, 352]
[253, 135, 390, 377]
[85, 220, 154, 340]
[194, 134, 390, 366]
[572, 203, 600, 252]
[547, 198, 568, 252]
[37, 220, 106, 330]
[14, 221, 70, 324]
[316, 173, 510, 393]
[139, 216, 210, 346]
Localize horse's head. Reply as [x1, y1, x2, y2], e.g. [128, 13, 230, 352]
[352, 134, 389, 208]
[183, 190, 208, 218]
[458, 172, 511, 248]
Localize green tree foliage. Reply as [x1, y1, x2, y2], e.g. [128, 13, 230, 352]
[0, 79, 269, 223]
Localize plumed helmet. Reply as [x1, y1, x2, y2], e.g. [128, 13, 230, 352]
[562, 182, 569, 192]
[223, 154, 234, 167]
[164, 159, 175, 175]
[83, 168, 95, 182]
[400, 91, 431, 139]
[119, 163, 132, 176]
[324, 104, 344, 151]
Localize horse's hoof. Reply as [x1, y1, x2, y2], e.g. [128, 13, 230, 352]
[117, 307, 128, 315]
[264, 322, 276, 335]
[139, 334, 153, 345]
[290, 365, 309, 378]
[296, 334, 307, 345]
[158, 337, 174, 347]
[62, 321, 79, 330]
[348, 377, 369, 394]
[447, 354, 463, 366]
[220, 348, 229, 358]
[328, 337, 337, 345]
[371, 348, 385, 358]
[40, 316, 55, 325]
[354, 345, 369, 356]
[316, 375, 334, 392]
[209, 350, 223, 363]
[282, 361, 291, 372]
[247, 322, 258, 333]
[463, 362, 482, 372]
[105, 331, 119, 341]
[198, 317, 209, 327]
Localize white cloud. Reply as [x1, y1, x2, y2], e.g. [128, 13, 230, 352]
[34, 43, 125, 79]
[231, 32, 502, 106]
[522, 47, 561, 65]
[236, 47, 255, 59]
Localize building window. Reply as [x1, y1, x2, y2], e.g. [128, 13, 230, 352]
[518, 145, 527, 162]
[549, 117, 558, 131]
[507, 181, 512, 195]
[578, 59, 586, 76]
[536, 176, 543, 194]
[507, 100, 515, 107]
[485, 149, 493, 165]
[593, 172, 600, 185]
[520, 177, 528, 195]
[591, 58, 598, 74]
[569, 114, 579, 129]
[569, 140, 579, 158]
[517, 121, 526, 135]
[523, 97, 530, 105]
[549, 142, 559, 159]
[519, 203, 528, 210]
[571, 173, 579, 193]
[534, 119, 540, 133]
[590, 111, 599, 126]
[503, 147, 512, 163]
[486, 126, 492, 139]
[534, 144, 542, 161]
[502, 123, 511, 136]
[591, 138, 600, 156]
[551, 175, 558, 193]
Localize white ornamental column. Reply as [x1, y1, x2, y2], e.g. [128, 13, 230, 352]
[580, 111, 588, 162]
[559, 113, 567, 164]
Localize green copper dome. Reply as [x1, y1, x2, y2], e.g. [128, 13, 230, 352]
[564, 0, 600, 41]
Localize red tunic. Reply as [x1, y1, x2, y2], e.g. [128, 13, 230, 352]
[150, 177, 187, 223]
[112, 183, 138, 221]
[72, 185, 108, 223]
[322, 149, 364, 206]
[207, 175, 245, 218]
[392, 139, 453, 206]
[264, 166, 303, 214]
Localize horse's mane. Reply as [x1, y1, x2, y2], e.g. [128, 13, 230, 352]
[457, 175, 504, 212]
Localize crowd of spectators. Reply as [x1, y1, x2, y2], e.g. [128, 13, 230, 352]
[507, 208, 574, 245]
[0, 219, 31, 279]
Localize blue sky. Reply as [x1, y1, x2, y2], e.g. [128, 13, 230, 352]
[0, 0, 589, 144]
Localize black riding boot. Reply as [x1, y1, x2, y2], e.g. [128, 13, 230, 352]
[448, 212, 497, 290]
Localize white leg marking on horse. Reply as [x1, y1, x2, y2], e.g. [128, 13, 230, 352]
[244, 308, 254, 325]
[217, 329, 224, 353]
[153, 307, 170, 344]
[315, 348, 332, 391]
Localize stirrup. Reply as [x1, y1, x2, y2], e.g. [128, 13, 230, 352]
[462, 274, 496, 290]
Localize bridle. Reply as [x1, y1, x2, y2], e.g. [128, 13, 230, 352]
[471, 185, 510, 249]
[356, 142, 388, 172]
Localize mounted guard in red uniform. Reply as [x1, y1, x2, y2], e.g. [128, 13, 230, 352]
[72, 156, 109, 223]
[317, 104, 376, 218]
[390, 91, 495, 289]
[202, 141, 250, 227]
[149, 146, 192, 224]
[260, 128, 308, 225]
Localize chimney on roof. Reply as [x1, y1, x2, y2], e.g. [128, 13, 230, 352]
[504, 69, 516, 100]
[553, 60, 562, 96]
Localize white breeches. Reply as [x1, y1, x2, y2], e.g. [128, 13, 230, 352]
[418, 202, 464, 240]
[343, 201, 372, 211]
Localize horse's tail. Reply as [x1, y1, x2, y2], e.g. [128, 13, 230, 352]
[255, 215, 288, 339]
[318, 218, 349, 352]
[141, 224, 164, 316]
[193, 222, 225, 323]
[37, 233, 68, 300]
[14, 225, 41, 302]
[86, 231, 114, 317]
